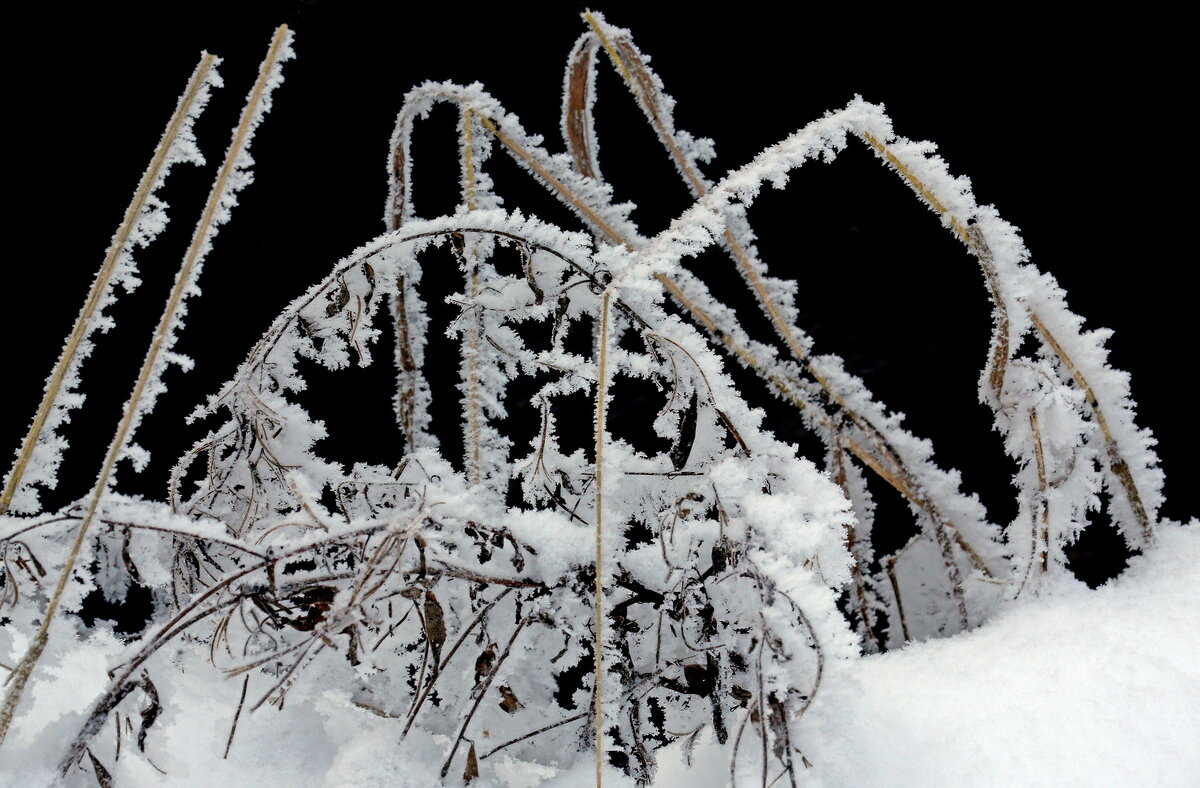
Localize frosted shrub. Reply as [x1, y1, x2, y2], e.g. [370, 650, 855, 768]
[0, 13, 1166, 787]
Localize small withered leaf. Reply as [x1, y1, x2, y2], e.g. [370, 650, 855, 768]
[474, 642, 497, 685]
[137, 673, 161, 752]
[564, 39, 599, 179]
[731, 685, 752, 708]
[414, 534, 428, 578]
[710, 536, 730, 574]
[767, 694, 790, 764]
[285, 585, 336, 631]
[551, 293, 570, 342]
[342, 625, 360, 667]
[519, 243, 544, 305]
[497, 684, 524, 713]
[362, 261, 376, 287]
[715, 408, 750, 455]
[669, 389, 698, 471]
[326, 279, 350, 317]
[120, 532, 142, 582]
[450, 231, 466, 256]
[86, 748, 113, 788]
[424, 590, 447, 663]
[28, 548, 46, 577]
[463, 743, 480, 782]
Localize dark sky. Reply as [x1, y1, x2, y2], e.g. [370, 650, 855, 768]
[3, 2, 1196, 575]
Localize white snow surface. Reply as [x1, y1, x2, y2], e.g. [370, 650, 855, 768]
[780, 520, 1200, 788]
[7, 524, 1194, 787]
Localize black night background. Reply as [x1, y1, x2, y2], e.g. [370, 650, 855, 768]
[3, 0, 1196, 592]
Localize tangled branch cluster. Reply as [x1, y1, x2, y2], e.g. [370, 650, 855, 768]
[0, 12, 1163, 787]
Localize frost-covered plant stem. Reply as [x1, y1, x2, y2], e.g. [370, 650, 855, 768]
[0, 53, 219, 517]
[593, 290, 612, 786]
[582, 12, 994, 624]
[0, 25, 292, 752]
[0, 12, 1172, 786]
[860, 130, 1159, 552]
[0, 51, 220, 749]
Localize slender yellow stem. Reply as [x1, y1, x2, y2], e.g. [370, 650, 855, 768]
[0, 53, 218, 517]
[461, 109, 484, 486]
[1031, 313, 1151, 540]
[479, 117, 626, 247]
[861, 132, 971, 243]
[863, 130, 1152, 543]
[593, 291, 611, 787]
[0, 25, 291, 750]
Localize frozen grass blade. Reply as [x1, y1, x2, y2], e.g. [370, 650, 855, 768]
[563, 31, 601, 181]
[0, 25, 292, 751]
[592, 290, 612, 787]
[861, 131, 1158, 545]
[460, 109, 485, 485]
[0, 53, 219, 517]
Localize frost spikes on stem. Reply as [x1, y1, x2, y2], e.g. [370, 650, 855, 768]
[0, 52, 220, 517]
[0, 25, 293, 752]
[592, 289, 612, 788]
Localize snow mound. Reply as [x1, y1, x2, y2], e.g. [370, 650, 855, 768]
[782, 521, 1200, 787]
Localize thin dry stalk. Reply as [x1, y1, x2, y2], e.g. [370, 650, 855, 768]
[581, 12, 705, 197]
[460, 109, 485, 485]
[480, 712, 589, 760]
[0, 26, 291, 750]
[0, 52, 218, 517]
[1029, 409, 1050, 573]
[580, 14, 979, 616]
[861, 131, 1153, 543]
[223, 675, 249, 759]
[402, 588, 512, 737]
[592, 291, 612, 787]
[884, 555, 912, 643]
[478, 117, 625, 247]
[829, 442, 881, 651]
[392, 274, 422, 447]
[439, 616, 532, 780]
[1030, 312, 1152, 540]
[968, 224, 1011, 403]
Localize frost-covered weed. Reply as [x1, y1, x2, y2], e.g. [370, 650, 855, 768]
[0, 13, 1168, 787]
